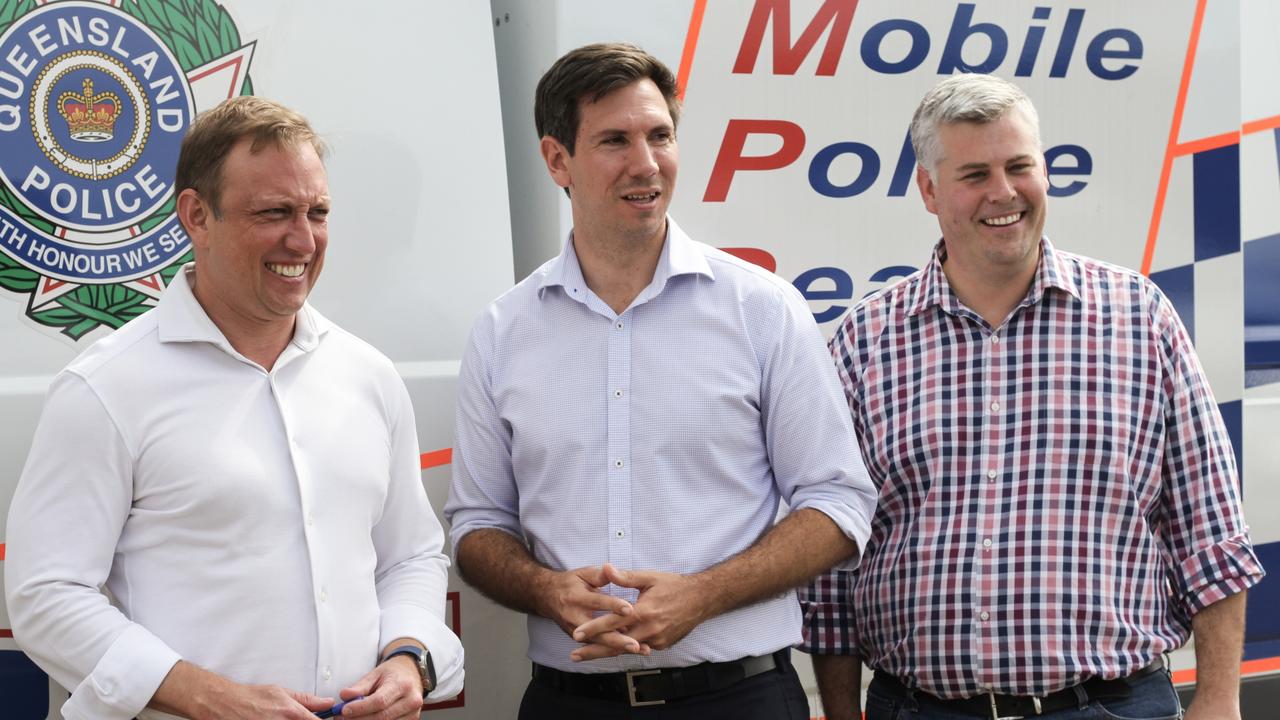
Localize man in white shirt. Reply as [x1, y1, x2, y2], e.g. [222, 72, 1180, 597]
[4, 96, 462, 720]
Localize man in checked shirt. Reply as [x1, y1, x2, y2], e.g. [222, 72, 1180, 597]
[801, 73, 1264, 720]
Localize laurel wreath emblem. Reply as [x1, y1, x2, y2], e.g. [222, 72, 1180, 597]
[0, 0, 253, 340]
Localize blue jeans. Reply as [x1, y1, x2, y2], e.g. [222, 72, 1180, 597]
[865, 669, 1182, 720]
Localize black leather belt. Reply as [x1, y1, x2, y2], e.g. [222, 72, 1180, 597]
[532, 649, 787, 707]
[872, 656, 1165, 719]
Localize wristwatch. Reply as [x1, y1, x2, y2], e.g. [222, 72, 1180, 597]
[381, 644, 436, 698]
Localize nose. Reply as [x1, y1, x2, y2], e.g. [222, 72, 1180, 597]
[283, 210, 318, 254]
[986, 171, 1017, 203]
[627, 141, 659, 178]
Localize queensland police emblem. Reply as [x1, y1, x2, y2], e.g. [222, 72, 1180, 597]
[0, 0, 255, 341]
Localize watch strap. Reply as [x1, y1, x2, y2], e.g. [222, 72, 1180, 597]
[382, 644, 435, 697]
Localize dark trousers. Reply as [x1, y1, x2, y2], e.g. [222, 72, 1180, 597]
[517, 654, 810, 720]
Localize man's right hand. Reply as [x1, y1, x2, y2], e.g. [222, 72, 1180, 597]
[535, 565, 650, 657]
[149, 660, 334, 719]
[453, 531, 652, 660]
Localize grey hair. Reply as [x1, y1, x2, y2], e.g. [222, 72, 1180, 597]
[910, 73, 1041, 177]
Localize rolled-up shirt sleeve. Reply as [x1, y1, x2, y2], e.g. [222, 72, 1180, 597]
[4, 372, 181, 720]
[372, 380, 464, 701]
[444, 316, 525, 554]
[760, 285, 876, 554]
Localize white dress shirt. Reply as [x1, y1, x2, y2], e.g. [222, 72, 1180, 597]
[5, 265, 462, 719]
[446, 219, 876, 673]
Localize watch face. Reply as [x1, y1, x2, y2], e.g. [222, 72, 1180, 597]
[422, 650, 437, 695]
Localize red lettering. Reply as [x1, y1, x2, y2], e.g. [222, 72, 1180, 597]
[732, 0, 859, 76]
[704, 119, 806, 202]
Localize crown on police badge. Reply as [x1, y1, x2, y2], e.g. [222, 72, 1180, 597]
[58, 77, 121, 142]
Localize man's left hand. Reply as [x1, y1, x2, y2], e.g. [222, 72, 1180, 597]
[570, 564, 712, 662]
[333, 655, 423, 719]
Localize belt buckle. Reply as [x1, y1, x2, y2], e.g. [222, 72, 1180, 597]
[626, 669, 665, 707]
[987, 689, 1032, 720]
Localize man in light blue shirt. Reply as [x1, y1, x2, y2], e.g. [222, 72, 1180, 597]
[445, 42, 877, 719]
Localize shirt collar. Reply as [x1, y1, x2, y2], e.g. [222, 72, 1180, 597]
[537, 217, 714, 304]
[906, 236, 1081, 318]
[156, 263, 329, 353]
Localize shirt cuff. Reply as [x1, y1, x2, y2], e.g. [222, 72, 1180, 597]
[61, 624, 181, 720]
[791, 501, 872, 570]
[379, 609, 465, 702]
[1177, 532, 1266, 615]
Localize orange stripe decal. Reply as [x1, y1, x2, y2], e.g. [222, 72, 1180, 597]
[420, 448, 452, 469]
[1141, 0, 1207, 276]
[677, 0, 709, 101]
[1243, 114, 1280, 135]
[1171, 130, 1240, 157]
[1172, 656, 1280, 685]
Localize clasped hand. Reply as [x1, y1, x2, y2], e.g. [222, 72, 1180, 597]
[548, 563, 709, 663]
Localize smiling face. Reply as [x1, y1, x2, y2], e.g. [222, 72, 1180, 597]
[180, 137, 330, 343]
[916, 110, 1048, 281]
[541, 78, 677, 252]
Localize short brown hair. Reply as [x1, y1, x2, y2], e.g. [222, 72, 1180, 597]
[534, 42, 680, 155]
[175, 96, 327, 217]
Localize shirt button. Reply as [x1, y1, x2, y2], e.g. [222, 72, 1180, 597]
[979, 611, 990, 621]
[982, 538, 993, 548]
[616, 321, 624, 330]
[990, 401, 1001, 412]
[614, 389, 623, 398]
[323, 667, 332, 681]
[614, 459, 623, 468]
[306, 513, 315, 526]
[616, 529, 625, 538]
[319, 588, 327, 602]
[986, 469, 997, 480]
[991, 334, 1000, 344]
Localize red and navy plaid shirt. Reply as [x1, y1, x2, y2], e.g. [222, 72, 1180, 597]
[800, 238, 1264, 698]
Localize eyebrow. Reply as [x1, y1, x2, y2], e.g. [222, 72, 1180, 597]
[954, 154, 1035, 172]
[590, 122, 674, 140]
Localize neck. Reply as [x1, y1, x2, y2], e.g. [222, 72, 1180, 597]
[573, 220, 667, 315]
[190, 278, 295, 371]
[941, 248, 1040, 329]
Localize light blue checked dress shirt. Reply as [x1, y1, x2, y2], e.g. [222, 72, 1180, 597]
[446, 218, 876, 673]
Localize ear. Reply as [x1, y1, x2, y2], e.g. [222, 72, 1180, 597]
[916, 165, 939, 215]
[177, 188, 212, 250]
[540, 135, 572, 190]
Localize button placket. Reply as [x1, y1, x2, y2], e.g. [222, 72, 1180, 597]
[974, 327, 1006, 664]
[605, 311, 633, 568]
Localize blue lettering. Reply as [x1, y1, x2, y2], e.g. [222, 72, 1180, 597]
[865, 265, 917, 298]
[795, 266, 854, 323]
[1045, 144, 1092, 197]
[1086, 28, 1142, 80]
[860, 19, 930, 74]
[1014, 7, 1052, 76]
[810, 142, 880, 198]
[938, 3, 1008, 75]
[1049, 8, 1085, 77]
[888, 130, 916, 197]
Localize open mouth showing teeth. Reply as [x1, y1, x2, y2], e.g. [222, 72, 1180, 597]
[266, 263, 305, 278]
[981, 212, 1023, 226]
[623, 192, 659, 202]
